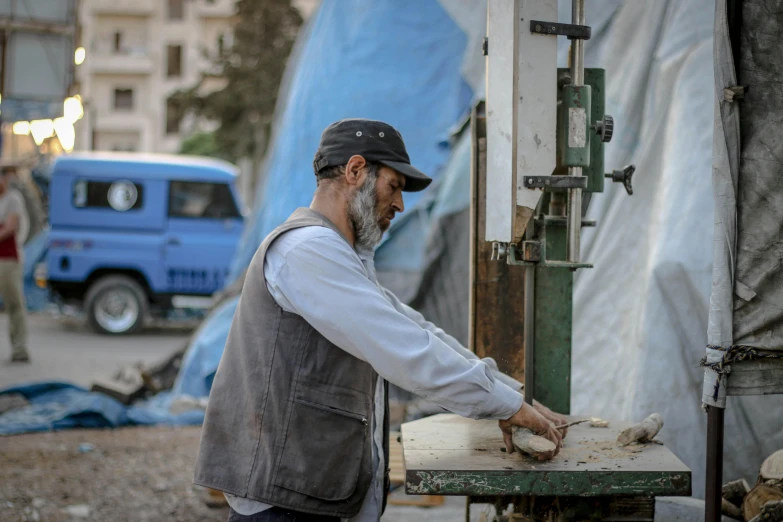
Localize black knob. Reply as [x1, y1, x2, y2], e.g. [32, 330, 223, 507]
[605, 164, 635, 195]
[593, 115, 614, 143]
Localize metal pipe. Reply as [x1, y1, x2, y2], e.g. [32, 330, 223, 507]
[523, 264, 535, 405]
[705, 406, 725, 522]
[566, 0, 585, 263]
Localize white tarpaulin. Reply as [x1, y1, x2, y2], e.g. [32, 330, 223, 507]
[571, 0, 783, 498]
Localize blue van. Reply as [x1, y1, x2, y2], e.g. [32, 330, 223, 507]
[46, 152, 245, 334]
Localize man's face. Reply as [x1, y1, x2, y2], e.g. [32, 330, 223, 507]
[347, 164, 406, 251]
[374, 166, 405, 232]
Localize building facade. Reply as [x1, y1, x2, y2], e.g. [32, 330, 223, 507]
[75, 0, 236, 153]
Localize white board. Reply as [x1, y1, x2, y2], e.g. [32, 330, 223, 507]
[485, 0, 516, 243]
[515, 0, 557, 228]
[485, 0, 557, 243]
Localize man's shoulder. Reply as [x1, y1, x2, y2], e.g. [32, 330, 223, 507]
[268, 225, 346, 258]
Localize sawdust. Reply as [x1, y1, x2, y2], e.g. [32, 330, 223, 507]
[557, 438, 645, 463]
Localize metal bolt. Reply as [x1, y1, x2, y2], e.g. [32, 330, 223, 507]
[535, 24, 542, 31]
[528, 179, 534, 185]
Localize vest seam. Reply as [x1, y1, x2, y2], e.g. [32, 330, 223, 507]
[243, 307, 283, 493]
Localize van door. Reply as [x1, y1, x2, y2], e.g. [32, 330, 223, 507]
[163, 180, 244, 296]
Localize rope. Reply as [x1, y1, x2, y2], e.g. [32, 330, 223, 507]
[701, 345, 783, 376]
[701, 345, 783, 403]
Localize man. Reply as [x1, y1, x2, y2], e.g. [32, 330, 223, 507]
[0, 166, 30, 363]
[195, 119, 566, 522]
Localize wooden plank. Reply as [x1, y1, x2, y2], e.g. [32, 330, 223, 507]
[726, 358, 783, 396]
[470, 116, 527, 381]
[402, 414, 691, 497]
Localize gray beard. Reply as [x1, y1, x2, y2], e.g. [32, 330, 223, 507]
[348, 176, 382, 251]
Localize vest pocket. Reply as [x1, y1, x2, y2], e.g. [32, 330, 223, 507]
[273, 397, 368, 501]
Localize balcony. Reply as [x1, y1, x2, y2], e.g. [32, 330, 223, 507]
[90, 0, 155, 16]
[94, 112, 149, 133]
[89, 49, 154, 75]
[196, 0, 236, 18]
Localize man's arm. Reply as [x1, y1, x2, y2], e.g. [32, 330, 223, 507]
[269, 233, 523, 421]
[379, 287, 524, 391]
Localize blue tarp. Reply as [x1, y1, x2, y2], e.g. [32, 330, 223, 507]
[230, 0, 476, 279]
[0, 0, 482, 435]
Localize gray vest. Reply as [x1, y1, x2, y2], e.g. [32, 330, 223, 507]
[194, 208, 388, 518]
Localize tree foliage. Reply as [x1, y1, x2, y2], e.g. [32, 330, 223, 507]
[173, 0, 303, 163]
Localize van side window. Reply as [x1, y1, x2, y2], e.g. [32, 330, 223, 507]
[73, 180, 144, 211]
[169, 181, 240, 219]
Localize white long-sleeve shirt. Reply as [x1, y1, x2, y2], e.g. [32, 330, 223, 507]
[226, 225, 524, 521]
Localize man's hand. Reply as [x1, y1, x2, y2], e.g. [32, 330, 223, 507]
[533, 400, 569, 438]
[498, 402, 563, 459]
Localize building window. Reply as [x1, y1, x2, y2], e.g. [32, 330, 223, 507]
[113, 31, 123, 53]
[166, 98, 181, 135]
[113, 88, 134, 111]
[73, 180, 144, 211]
[169, 182, 240, 219]
[166, 45, 183, 77]
[168, 0, 184, 20]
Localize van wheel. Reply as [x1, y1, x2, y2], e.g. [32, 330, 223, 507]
[85, 275, 148, 335]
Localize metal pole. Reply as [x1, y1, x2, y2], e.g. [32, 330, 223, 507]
[705, 405, 725, 522]
[524, 264, 535, 405]
[566, 0, 585, 263]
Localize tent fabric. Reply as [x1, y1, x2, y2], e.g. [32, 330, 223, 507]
[723, 0, 783, 351]
[702, 0, 741, 409]
[229, 0, 479, 278]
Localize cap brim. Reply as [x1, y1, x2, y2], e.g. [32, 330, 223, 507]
[379, 160, 432, 192]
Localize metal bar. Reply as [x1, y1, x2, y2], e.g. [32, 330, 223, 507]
[705, 406, 725, 522]
[566, 0, 585, 263]
[524, 264, 535, 405]
[529, 20, 591, 39]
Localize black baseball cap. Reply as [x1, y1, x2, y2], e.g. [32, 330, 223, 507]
[313, 119, 432, 192]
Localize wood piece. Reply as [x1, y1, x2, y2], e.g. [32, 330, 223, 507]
[761, 450, 783, 481]
[617, 413, 663, 446]
[554, 419, 589, 430]
[512, 427, 556, 459]
[743, 484, 783, 522]
[590, 417, 609, 428]
[722, 478, 751, 507]
[721, 497, 742, 520]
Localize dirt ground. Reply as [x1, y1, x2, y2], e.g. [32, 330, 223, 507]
[0, 426, 228, 522]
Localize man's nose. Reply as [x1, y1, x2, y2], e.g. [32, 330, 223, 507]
[393, 193, 404, 213]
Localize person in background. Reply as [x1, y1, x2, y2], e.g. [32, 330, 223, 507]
[0, 166, 30, 363]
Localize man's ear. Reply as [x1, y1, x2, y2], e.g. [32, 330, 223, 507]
[344, 155, 367, 187]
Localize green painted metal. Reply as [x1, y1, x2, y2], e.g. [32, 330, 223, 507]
[585, 68, 606, 193]
[556, 68, 606, 192]
[533, 223, 572, 415]
[559, 84, 591, 168]
[406, 470, 692, 497]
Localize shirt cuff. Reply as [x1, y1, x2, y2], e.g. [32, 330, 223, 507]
[480, 380, 525, 420]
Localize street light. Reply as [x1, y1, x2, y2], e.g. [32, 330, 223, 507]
[12, 121, 30, 136]
[30, 119, 55, 145]
[54, 118, 76, 152]
[75, 47, 86, 65]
